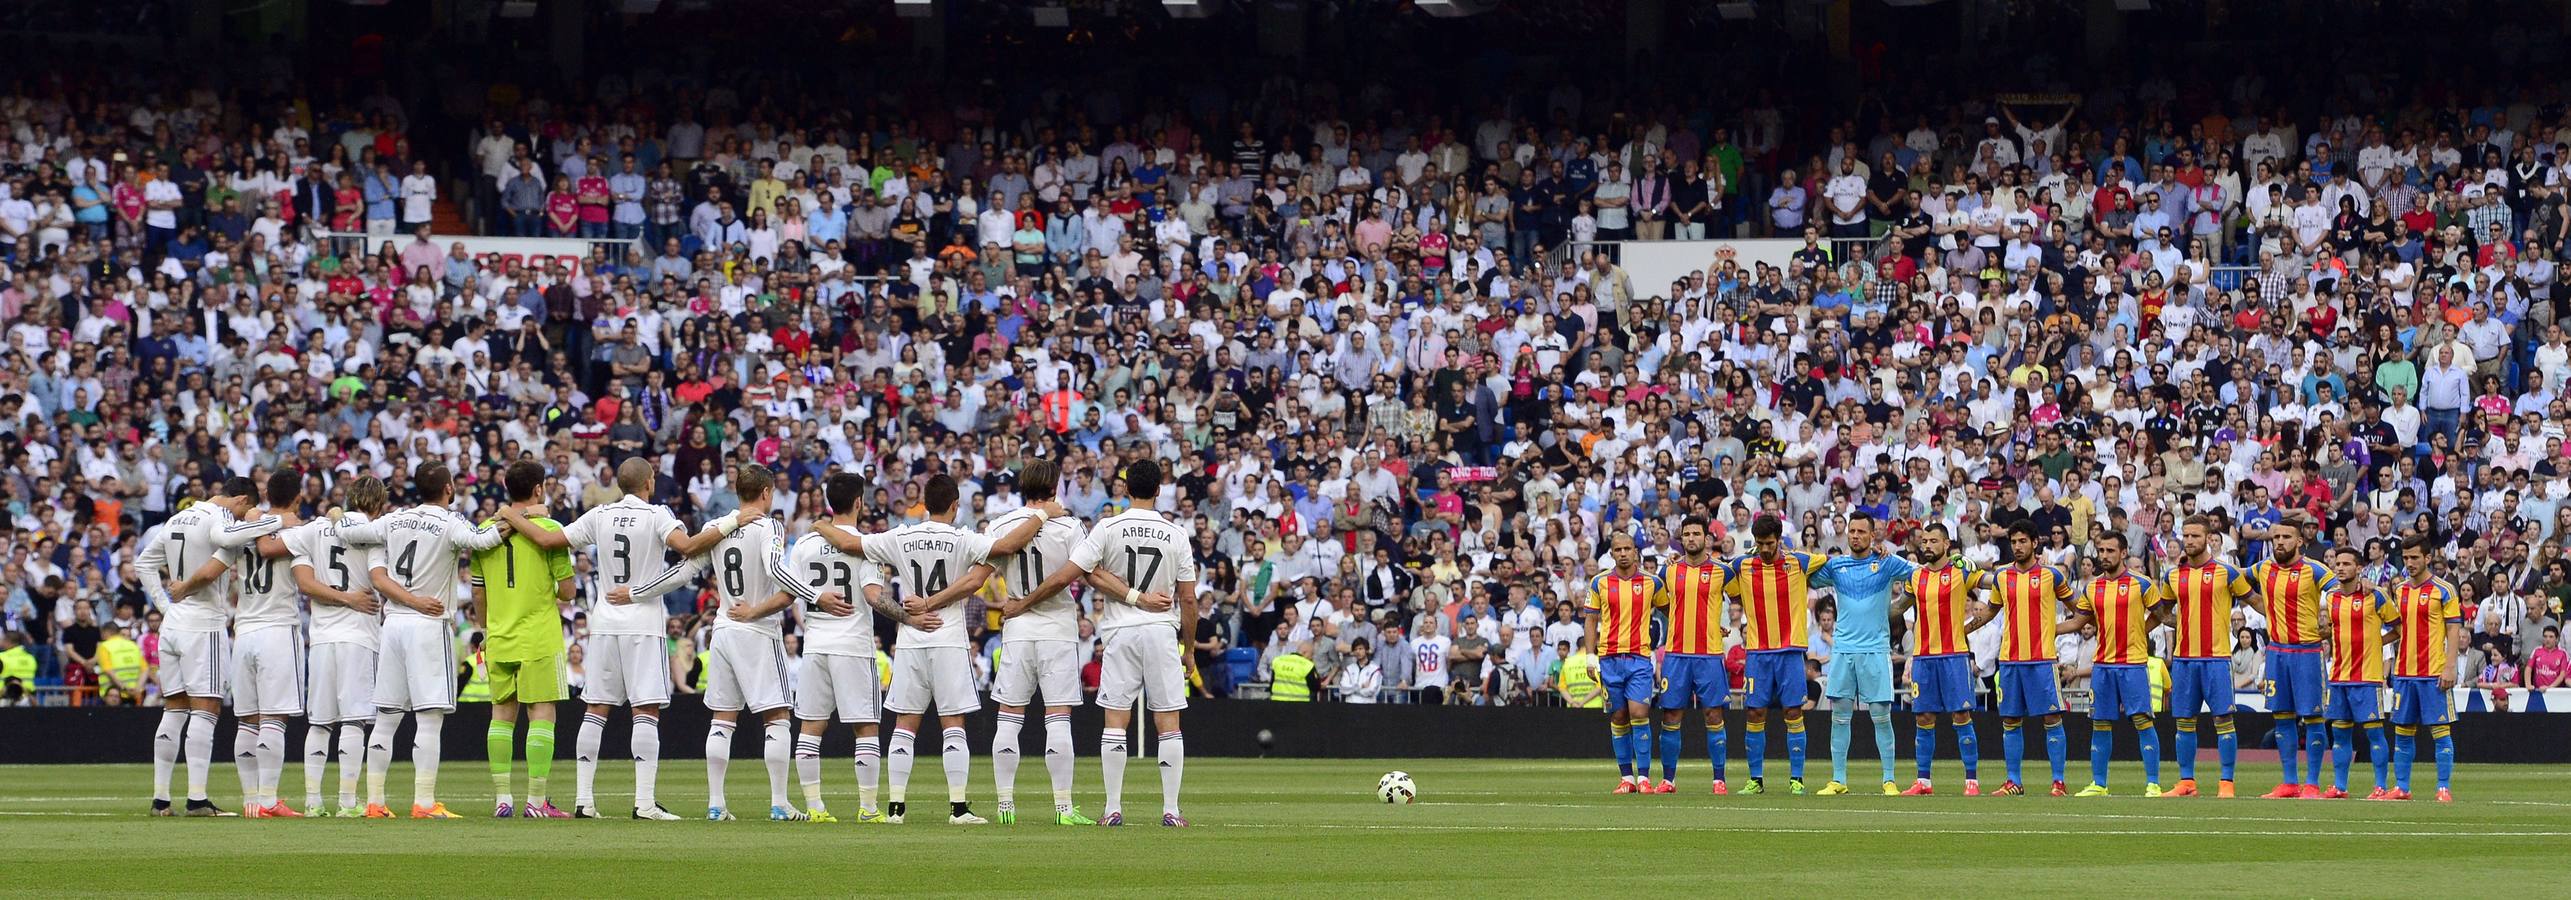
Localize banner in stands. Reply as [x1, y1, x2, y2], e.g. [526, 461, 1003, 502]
[363, 234, 600, 278]
[1611, 238, 1807, 298]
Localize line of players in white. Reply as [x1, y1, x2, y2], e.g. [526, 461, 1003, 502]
[136, 458, 1202, 827]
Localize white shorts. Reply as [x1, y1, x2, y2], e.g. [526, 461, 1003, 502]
[156, 629, 228, 699]
[884, 646, 980, 717]
[584, 633, 672, 708]
[990, 640, 1081, 709]
[706, 629, 791, 714]
[306, 642, 377, 724]
[372, 617, 457, 713]
[794, 653, 881, 724]
[1098, 624, 1189, 713]
[229, 626, 305, 717]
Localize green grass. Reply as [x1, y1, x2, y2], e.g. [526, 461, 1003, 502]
[1, 759, 2563, 896]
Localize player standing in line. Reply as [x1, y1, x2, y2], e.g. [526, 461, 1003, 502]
[1652, 516, 1733, 795]
[812, 473, 1048, 825]
[768, 472, 944, 822]
[1724, 514, 1826, 795]
[503, 458, 741, 820]
[472, 461, 578, 819]
[346, 462, 512, 818]
[1012, 459, 1195, 826]
[616, 465, 804, 821]
[1984, 521, 2075, 797]
[983, 459, 1103, 824]
[135, 477, 282, 816]
[227, 471, 314, 816]
[287, 475, 391, 817]
[2246, 513, 2331, 798]
[2384, 536, 2464, 802]
[2157, 515, 2252, 798]
[1893, 523, 1992, 795]
[2320, 545, 2396, 799]
[1582, 532, 1663, 794]
[1812, 512, 1915, 796]
[2066, 532, 2164, 798]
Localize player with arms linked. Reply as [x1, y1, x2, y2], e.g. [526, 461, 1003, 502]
[1985, 521, 2075, 797]
[1893, 523, 1991, 795]
[2320, 545, 2396, 799]
[1584, 531, 1664, 794]
[1651, 516, 1732, 794]
[1725, 514, 1826, 795]
[2384, 536, 2464, 802]
[2158, 514, 2253, 798]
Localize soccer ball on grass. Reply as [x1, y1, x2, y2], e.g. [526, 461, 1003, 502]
[1376, 771, 1417, 804]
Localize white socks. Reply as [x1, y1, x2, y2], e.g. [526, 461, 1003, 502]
[885, 728, 917, 804]
[233, 721, 261, 807]
[152, 709, 185, 802]
[763, 720, 791, 809]
[796, 732, 826, 811]
[854, 733, 881, 810]
[366, 711, 400, 806]
[1100, 728, 1128, 816]
[411, 710, 444, 806]
[336, 723, 364, 808]
[1156, 730, 1185, 816]
[575, 712, 605, 807]
[941, 726, 971, 804]
[255, 720, 287, 808]
[632, 714, 661, 811]
[183, 709, 216, 802]
[1045, 713, 1075, 811]
[706, 721, 735, 809]
[303, 724, 331, 809]
[992, 711, 1025, 806]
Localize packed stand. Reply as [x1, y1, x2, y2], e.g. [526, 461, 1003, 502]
[6, 52, 2571, 718]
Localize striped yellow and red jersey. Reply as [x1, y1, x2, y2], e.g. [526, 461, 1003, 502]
[1906, 563, 1988, 658]
[2324, 585, 2397, 684]
[2156, 559, 2252, 659]
[2387, 576, 2462, 680]
[2248, 556, 2331, 646]
[2074, 572, 2162, 666]
[1660, 559, 1731, 656]
[1727, 551, 1827, 652]
[1989, 564, 2073, 664]
[1585, 568, 1666, 657]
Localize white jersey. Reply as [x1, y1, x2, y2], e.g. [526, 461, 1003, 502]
[135, 503, 283, 632]
[857, 519, 996, 651]
[230, 507, 304, 634]
[562, 495, 688, 636]
[986, 507, 1083, 643]
[708, 516, 788, 637]
[785, 531, 889, 657]
[363, 504, 507, 619]
[1072, 507, 1197, 633]
[289, 514, 380, 648]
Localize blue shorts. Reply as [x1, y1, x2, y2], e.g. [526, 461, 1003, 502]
[1656, 654, 1730, 709]
[2092, 663, 2152, 719]
[2325, 683, 2383, 723]
[1742, 650, 1808, 710]
[1909, 654, 1977, 713]
[2386, 676, 2452, 726]
[2263, 645, 2327, 718]
[2168, 658, 2235, 717]
[1599, 654, 1657, 710]
[1995, 661, 2061, 718]
[1824, 650, 1893, 703]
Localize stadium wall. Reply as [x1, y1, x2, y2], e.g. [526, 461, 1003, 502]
[7, 702, 2568, 764]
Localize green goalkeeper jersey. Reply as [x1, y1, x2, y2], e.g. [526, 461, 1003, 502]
[471, 515, 573, 662]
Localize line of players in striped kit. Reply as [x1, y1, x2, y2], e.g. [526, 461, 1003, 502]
[1583, 511, 2468, 802]
[137, 456, 1202, 827]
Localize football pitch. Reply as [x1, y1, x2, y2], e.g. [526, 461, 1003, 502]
[2, 759, 2562, 896]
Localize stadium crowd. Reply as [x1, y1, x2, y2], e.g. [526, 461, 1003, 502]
[7, 36, 2571, 723]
